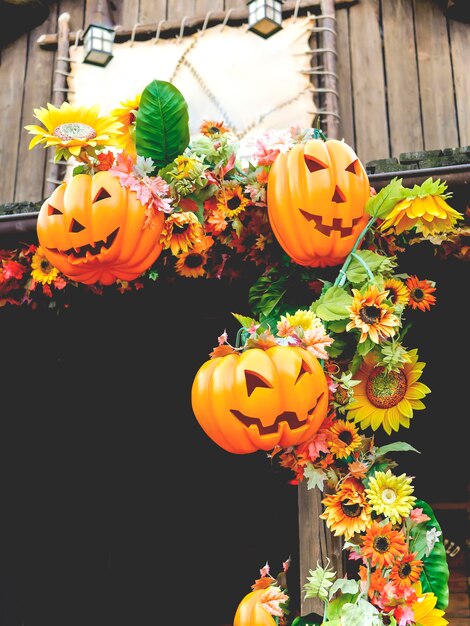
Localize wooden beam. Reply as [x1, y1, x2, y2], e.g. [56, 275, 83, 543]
[36, 0, 359, 49]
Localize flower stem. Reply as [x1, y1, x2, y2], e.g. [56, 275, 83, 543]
[333, 216, 377, 288]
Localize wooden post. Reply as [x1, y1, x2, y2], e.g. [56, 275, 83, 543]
[319, 0, 340, 138]
[44, 11, 70, 197]
[298, 481, 345, 616]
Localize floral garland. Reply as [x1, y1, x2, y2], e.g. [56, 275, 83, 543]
[9, 80, 468, 625]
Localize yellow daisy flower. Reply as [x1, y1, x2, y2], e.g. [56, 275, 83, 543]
[24, 101, 123, 157]
[320, 478, 371, 540]
[31, 247, 59, 284]
[365, 469, 416, 524]
[412, 581, 449, 626]
[346, 285, 400, 344]
[279, 309, 324, 333]
[379, 182, 463, 237]
[109, 93, 141, 158]
[160, 212, 204, 256]
[216, 185, 249, 219]
[345, 348, 430, 435]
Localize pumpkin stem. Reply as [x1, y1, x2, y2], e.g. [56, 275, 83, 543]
[311, 127, 327, 141]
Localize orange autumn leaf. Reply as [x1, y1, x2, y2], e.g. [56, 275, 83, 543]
[209, 344, 238, 359]
[251, 576, 276, 591]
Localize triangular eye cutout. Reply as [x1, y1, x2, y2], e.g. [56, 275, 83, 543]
[93, 187, 112, 203]
[345, 159, 361, 176]
[304, 154, 328, 173]
[245, 370, 273, 397]
[48, 204, 63, 216]
[69, 218, 85, 233]
[295, 359, 312, 384]
[332, 185, 347, 203]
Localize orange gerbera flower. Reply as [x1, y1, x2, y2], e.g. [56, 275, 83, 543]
[383, 277, 410, 308]
[216, 185, 249, 219]
[405, 275, 436, 311]
[346, 285, 400, 344]
[326, 420, 362, 459]
[361, 520, 407, 568]
[389, 552, 423, 589]
[200, 119, 230, 137]
[320, 478, 371, 540]
[160, 211, 204, 256]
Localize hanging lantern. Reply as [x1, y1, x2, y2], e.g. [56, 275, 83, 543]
[247, 0, 284, 39]
[191, 345, 329, 454]
[83, 0, 115, 66]
[267, 137, 371, 268]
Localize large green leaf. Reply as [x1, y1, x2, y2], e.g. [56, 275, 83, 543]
[411, 499, 449, 610]
[135, 80, 190, 170]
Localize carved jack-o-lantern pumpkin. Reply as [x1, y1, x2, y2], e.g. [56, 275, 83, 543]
[233, 588, 277, 626]
[267, 138, 370, 268]
[191, 345, 328, 454]
[37, 171, 165, 285]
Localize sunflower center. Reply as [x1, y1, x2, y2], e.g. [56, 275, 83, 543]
[174, 222, 190, 234]
[398, 562, 412, 578]
[366, 366, 407, 408]
[185, 253, 204, 268]
[338, 430, 353, 445]
[340, 502, 362, 518]
[227, 196, 241, 211]
[53, 122, 97, 142]
[381, 488, 397, 504]
[373, 535, 390, 553]
[360, 305, 381, 325]
[411, 288, 424, 301]
[40, 259, 51, 272]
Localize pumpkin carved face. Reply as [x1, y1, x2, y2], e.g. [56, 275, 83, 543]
[233, 588, 277, 626]
[191, 346, 328, 454]
[267, 138, 370, 268]
[36, 171, 165, 285]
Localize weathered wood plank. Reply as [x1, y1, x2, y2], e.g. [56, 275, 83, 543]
[224, 0, 247, 9]
[336, 8, 354, 145]
[414, 0, 458, 150]
[382, 0, 423, 156]
[59, 0, 86, 33]
[138, 0, 166, 29]
[298, 482, 345, 616]
[14, 3, 59, 202]
[449, 17, 470, 146]
[349, 0, 388, 163]
[0, 35, 28, 203]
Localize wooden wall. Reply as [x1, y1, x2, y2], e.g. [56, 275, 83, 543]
[1, 0, 469, 201]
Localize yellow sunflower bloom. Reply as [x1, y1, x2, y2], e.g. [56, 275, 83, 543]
[216, 185, 249, 219]
[383, 277, 410, 308]
[320, 478, 371, 540]
[109, 93, 141, 158]
[345, 348, 430, 435]
[24, 102, 122, 157]
[412, 582, 449, 626]
[160, 212, 204, 256]
[346, 285, 400, 344]
[326, 419, 362, 459]
[379, 182, 463, 237]
[365, 469, 416, 524]
[31, 247, 59, 284]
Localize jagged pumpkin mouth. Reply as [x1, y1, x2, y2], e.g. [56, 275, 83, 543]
[47, 227, 120, 260]
[230, 392, 324, 435]
[299, 211, 362, 237]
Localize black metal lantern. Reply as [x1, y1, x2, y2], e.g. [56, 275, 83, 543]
[83, 0, 115, 67]
[247, 0, 284, 39]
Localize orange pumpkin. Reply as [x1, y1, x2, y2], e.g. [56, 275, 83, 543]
[191, 345, 328, 454]
[267, 138, 370, 268]
[233, 589, 277, 626]
[36, 171, 165, 285]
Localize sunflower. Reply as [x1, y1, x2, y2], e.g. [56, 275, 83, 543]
[383, 277, 410, 308]
[326, 420, 362, 459]
[361, 520, 407, 568]
[379, 179, 463, 236]
[405, 275, 436, 311]
[31, 247, 59, 284]
[109, 93, 141, 158]
[24, 101, 122, 157]
[320, 477, 371, 540]
[175, 248, 208, 278]
[389, 551, 423, 589]
[411, 581, 449, 626]
[216, 185, 250, 219]
[346, 285, 400, 344]
[365, 469, 416, 524]
[160, 212, 204, 256]
[345, 348, 430, 435]
[200, 119, 230, 137]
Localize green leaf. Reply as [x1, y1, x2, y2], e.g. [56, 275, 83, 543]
[304, 463, 327, 491]
[311, 286, 353, 321]
[291, 613, 323, 626]
[232, 313, 257, 330]
[413, 499, 449, 610]
[345, 250, 390, 284]
[325, 594, 358, 621]
[356, 338, 375, 357]
[135, 80, 190, 170]
[374, 442, 420, 457]
[329, 579, 359, 599]
[327, 319, 349, 333]
[325, 336, 346, 359]
[365, 177, 404, 219]
[248, 273, 289, 319]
